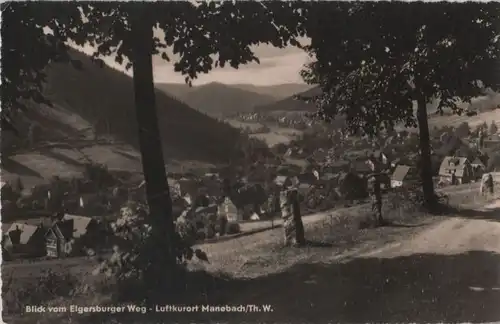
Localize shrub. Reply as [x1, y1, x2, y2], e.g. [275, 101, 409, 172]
[387, 184, 449, 213]
[216, 215, 228, 236]
[205, 224, 216, 239]
[3, 269, 81, 314]
[94, 200, 208, 303]
[226, 222, 241, 234]
[83, 162, 116, 188]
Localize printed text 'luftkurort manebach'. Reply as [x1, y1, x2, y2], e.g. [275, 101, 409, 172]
[25, 304, 274, 314]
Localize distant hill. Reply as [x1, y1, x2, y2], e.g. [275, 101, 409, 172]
[156, 82, 312, 102]
[156, 82, 277, 117]
[230, 83, 313, 100]
[254, 86, 321, 113]
[1, 49, 249, 187]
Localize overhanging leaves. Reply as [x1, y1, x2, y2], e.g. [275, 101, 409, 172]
[300, 2, 500, 137]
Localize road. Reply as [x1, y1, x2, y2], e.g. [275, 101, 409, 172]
[201, 199, 500, 323]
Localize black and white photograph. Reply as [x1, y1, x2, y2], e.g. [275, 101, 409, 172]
[1, 1, 500, 323]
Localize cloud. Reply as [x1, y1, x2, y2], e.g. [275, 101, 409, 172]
[153, 50, 310, 85]
[72, 40, 311, 86]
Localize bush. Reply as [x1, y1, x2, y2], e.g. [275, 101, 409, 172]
[83, 162, 116, 188]
[216, 215, 228, 236]
[205, 225, 216, 239]
[226, 222, 241, 234]
[3, 269, 81, 314]
[94, 200, 208, 303]
[388, 184, 449, 213]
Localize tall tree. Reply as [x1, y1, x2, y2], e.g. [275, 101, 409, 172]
[3, 1, 306, 298]
[1, 2, 86, 132]
[300, 2, 500, 209]
[490, 120, 498, 135]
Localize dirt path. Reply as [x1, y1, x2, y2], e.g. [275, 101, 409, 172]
[362, 200, 500, 258]
[193, 200, 500, 324]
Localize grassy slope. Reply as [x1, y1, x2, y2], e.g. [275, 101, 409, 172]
[1, 49, 245, 187]
[156, 82, 277, 117]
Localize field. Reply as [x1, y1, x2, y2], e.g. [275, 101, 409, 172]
[226, 119, 303, 147]
[429, 108, 500, 128]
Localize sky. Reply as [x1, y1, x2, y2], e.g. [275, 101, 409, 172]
[74, 34, 311, 86]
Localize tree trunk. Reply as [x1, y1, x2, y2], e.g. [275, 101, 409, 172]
[368, 171, 384, 226]
[130, 9, 176, 301]
[373, 176, 383, 225]
[280, 189, 305, 246]
[416, 96, 436, 210]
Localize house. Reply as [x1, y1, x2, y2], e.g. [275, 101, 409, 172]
[483, 135, 500, 149]
[273, 175, 299, 189]
[368, 150, 390, 166]
[391, 165, 412, 188]
[192, 204, 219, 227]
[297, 172, 318, 185]
[167, 178, 182, 196]
[203, 173, 219, 181]
[323, 160, 350, 174]
[182, 192, 196, 207]
[178, 178, 200, 197]
[390, 157, 413, 169]
[219, 184, 267, 222]
[5, 222, 46, 257]
[45, 214, 99, 258]
[2, 228, 13, 261]
[172, 195, 190, 219]
[351, 159, 374, 175]
[219, 197, 248, 222]
[318, 172, 338, 183]
[438, 156, 473, 185]
[297, 183, 313, 198]
[471, 157, 486, 179]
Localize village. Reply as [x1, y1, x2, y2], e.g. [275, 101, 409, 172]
[2, 118, 499, 263]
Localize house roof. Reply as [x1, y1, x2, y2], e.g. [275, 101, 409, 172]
[297, 172, 317, 184]
[438, 156, 470, 178]
[2, 223, 11, 235]
[274, 175, 288, 186]
[7, 222, 39, 245]
[391, 165, 411, 182]
[61, 214, 93, 238]
[352, 160, 373, 173]
[327, 160, 350, 168]
[320, 173, 337, 181]
[274, 175, 299, 187]
[229, 183, 267, 209]
[471, 158, 485, 167]
[195, 204, 218, 215]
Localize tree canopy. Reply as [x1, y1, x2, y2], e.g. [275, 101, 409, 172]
[299, 1, 499, 207]
[2, 1, 307, 129]
[1, 2, 85, 131]
[2, 1, 310, 300]
[300, 2, 500, 136]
